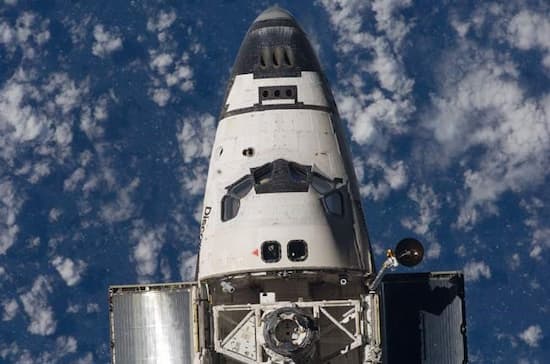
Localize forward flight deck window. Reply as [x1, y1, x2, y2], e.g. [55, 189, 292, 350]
[252, 159, 310, 194]
[322, 190, 344, 216]
[221, 159, 346, 222]
[221, 176, 253, 222]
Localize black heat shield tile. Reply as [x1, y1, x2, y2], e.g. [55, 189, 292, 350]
[380, 272, 468, 364]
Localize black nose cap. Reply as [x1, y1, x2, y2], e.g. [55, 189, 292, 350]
[254, 6, 294, 23]
[230, 6, 322, 78]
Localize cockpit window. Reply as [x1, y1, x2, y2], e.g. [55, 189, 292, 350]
[311, 173, 335, 194]
[230, 175, 254, 198]
[288, 162, 308, 184]
[253, 163, 273, 186]
[220, 158, 347, 222]
[252, 159, 310, 194]
[221, 195, 240, 222]
[220, 176, 254, 222]
[322, 190, 344, 216]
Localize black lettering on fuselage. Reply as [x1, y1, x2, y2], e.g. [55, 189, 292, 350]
[200, 206, 212, 241]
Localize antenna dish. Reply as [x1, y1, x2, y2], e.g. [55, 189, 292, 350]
[395, 238, 424, 267]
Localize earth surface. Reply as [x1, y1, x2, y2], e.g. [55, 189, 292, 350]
[0, 0, 548, 363]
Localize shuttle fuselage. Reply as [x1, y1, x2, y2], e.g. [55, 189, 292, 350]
[108, 7, 467, 364]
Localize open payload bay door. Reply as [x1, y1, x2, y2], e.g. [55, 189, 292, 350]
[380, 272, 468, 364]
[109, 282, 203, 364]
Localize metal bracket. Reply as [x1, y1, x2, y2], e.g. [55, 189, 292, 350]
[213, 300, 369, 363]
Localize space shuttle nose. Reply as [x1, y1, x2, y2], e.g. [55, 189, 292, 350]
[254, 6, 294, 22]
[227, 6, 322, 83]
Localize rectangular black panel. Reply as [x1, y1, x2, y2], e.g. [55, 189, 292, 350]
[380, 272, 467, 364]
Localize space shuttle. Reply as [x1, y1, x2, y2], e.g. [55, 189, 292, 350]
[108, 7, 467, 364]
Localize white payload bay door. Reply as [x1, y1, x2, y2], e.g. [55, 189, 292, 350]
[109, 283, 199, 364]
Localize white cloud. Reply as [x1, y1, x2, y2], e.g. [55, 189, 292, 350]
[0, 335, 78, 363]
[74, 353, 94, 364]
[43, 72, 84, 115]
[450, 17, 470, 38]
[51, 256, 87, 286]
[401, 184, 441, 235]
[53, 336, 78, 357]
[2, 299, 18, 321]
[181, 164, 209, 196]
[151, 88, 170, 106]
[424, 44, 550, 229]
[147, 10, 177, 33]
[86, 303, 100, 313]
[145, 10, 200, 106]
[367, 38, 414, 96]
[506, 10, 550, 69]
[519, 325, 543, 347]
[80, 94, 110, 140]
[0, 69, 88, 188]
[177, 114, 215, 163]
[66, 303, 80, 313]
[521, 198, 550, 261]
[509, 253, 520, 270]
[320, 0, 416, 203]
[100, 178, 140, 223]
[337, 89, 414, 147]
[160, 258, 172, 281]
[0, 20, 15, 45]
[131, 221, 166, 282]
[355, 155, 407, 200]
[320, 0, 415, 146]
[426, 242, 441, 259]
[318, 0, 370, 54]
[19, 275, 56, 335]
[0, 342, 19, 360]
[529, 227, 550, 260]
[148, 51, 195, 106]
[15, 160, 52, 184]
[463, 260, 491, 282]
[66, 302, 100, 314]
[92, 24, 122, 57]
[0, 179, 23, 255]
[63, 167, 86, 191]
[371, 0, 413, 46]
[150, 53, 173, 73]
[0, 70, 48, 150]
[0, 12, 50, 57]
[176, 114, 216, 195]
[179, 251, 197, 281]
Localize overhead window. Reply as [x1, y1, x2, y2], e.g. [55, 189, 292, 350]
[287, 240, 308, 261]
[261, 241, 281, 263]
[252, 159, 309, 194]
[288, 162, 308, 184]
[253, 163, 273, 186]
[311, 173, 335, 194]
[230, 175, 254, 198]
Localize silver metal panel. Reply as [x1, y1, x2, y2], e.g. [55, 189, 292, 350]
[110, 284, 196, 364]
